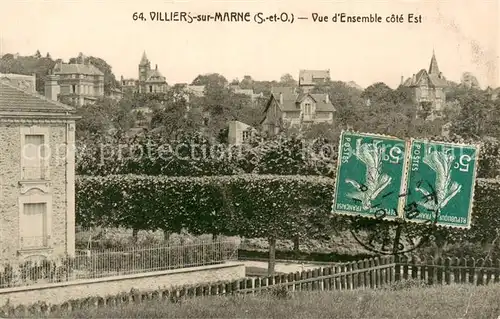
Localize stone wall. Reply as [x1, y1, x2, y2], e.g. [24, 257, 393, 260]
[0, 262, 245, 307]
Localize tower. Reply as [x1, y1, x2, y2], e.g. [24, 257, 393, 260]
[428, 49, 440, 75]
[138, 51, 150, 82]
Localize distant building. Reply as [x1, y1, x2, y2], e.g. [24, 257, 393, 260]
[401, 51, 449, 114]
[228, 120, 256, 145]
[0, 73, 36, 93]
[486, 86, 500, 101]
[0, 81, 78, 263]
[298, 69, 331, 93]
[229, 85, 264, 103]
[109, 88, 124, 101]
[120, 51, 168, 94]
[45, 59, 104, 106]
[261, 87, 335, 136]
[185, 85, 205, 97]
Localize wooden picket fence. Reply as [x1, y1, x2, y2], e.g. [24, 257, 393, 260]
[6, 255, 500, 316]
[395, 255, 500, 286]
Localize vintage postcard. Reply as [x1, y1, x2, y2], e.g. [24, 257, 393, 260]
[0, 0, 498, 318]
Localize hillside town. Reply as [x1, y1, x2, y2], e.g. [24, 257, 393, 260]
[1, 47, 500, 317]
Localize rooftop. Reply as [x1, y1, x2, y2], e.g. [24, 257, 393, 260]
[52, 62, 104, 76]
[0, 81, 75, 113]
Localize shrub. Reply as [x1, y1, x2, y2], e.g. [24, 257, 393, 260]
[76, 174, 339, 241]
[76, 174, 500, 250]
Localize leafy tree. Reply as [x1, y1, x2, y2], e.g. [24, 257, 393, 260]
[361, 82, 395, 104]
[191, 73, 228, 87]
[239, 75, 254, 89]
[0, 53, 56, 93]
[150, 87, 204, 139]
[450, 89, 500, 139]
[75, 97, 136, 139]
[460, 72, 481, 90]
[279, 73, 296, 86]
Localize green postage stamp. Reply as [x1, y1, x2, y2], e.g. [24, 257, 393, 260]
[332, 131, 408, 220]
[403, 139, 479, 228]
[332, 131, 480, 229]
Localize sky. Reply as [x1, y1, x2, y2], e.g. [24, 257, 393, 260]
[0, 0, 499, 89]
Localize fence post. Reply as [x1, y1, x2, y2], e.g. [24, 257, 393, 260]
[394, 255, 401, 282]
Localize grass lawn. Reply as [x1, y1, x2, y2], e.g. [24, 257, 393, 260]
[44, 284, 500, 319]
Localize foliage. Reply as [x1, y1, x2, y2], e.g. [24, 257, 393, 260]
[448, 88, 500, 139]
[76, 97, 136, 138]
[191, 73, 228, 87]
[0, 53, 56, 93]
[76, 174, 337, 241]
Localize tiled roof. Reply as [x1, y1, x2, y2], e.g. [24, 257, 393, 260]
[0, 81, 75, 113]
[145, 69, 166, 82]
[299, 69, 330, 86]
[267, 86, 335, 113]
[53, 63, 104, 76]
[403, 69, 448, 88]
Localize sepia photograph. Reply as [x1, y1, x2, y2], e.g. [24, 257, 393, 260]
[0, 0, 498, 318]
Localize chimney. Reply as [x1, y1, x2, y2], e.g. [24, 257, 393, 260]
[325, 93, 329, 104]
[412, 74, 416, 83]
[400, 76, 404, 85]
[279, 93, 283, 104]
[155, 64, 158, 70]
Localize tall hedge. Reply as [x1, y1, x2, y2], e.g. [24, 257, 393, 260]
[76, 174, 338, 240]
[76, 174, 500, 244]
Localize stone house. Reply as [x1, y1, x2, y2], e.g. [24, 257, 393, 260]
[298, 69, 331, 93]
[228, 120, 256, 145]
[261, 87, 335, 136]
[0, 79, 78, 264]
[45, 59, 105, 107]
[120, 51, 168, 94]
[401, 51, 449, 114]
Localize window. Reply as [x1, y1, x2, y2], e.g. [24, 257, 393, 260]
[72, 85, 76, 93]
[149, 85, 153, 92]
[21, 128, 50, 181]
[23, 135, 47, 180]
[242, 130, 251, 142]
[20, 203, 48, 249]
[421, 85, 428, 98]
[303, 102, 313, 120]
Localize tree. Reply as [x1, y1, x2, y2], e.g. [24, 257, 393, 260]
[239, 75, 254, 89]
[0, 53, 56, 93]
[279, 73, 296, 86]
[191, 73, 228, 87]
[75, 97, 136, 139]
[34, 50, 42, 58]
[361, 82, 395, 104]
[460, 72, 481, 90]
[450, 90, 500, 139]
[150, 87, 203, 139]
